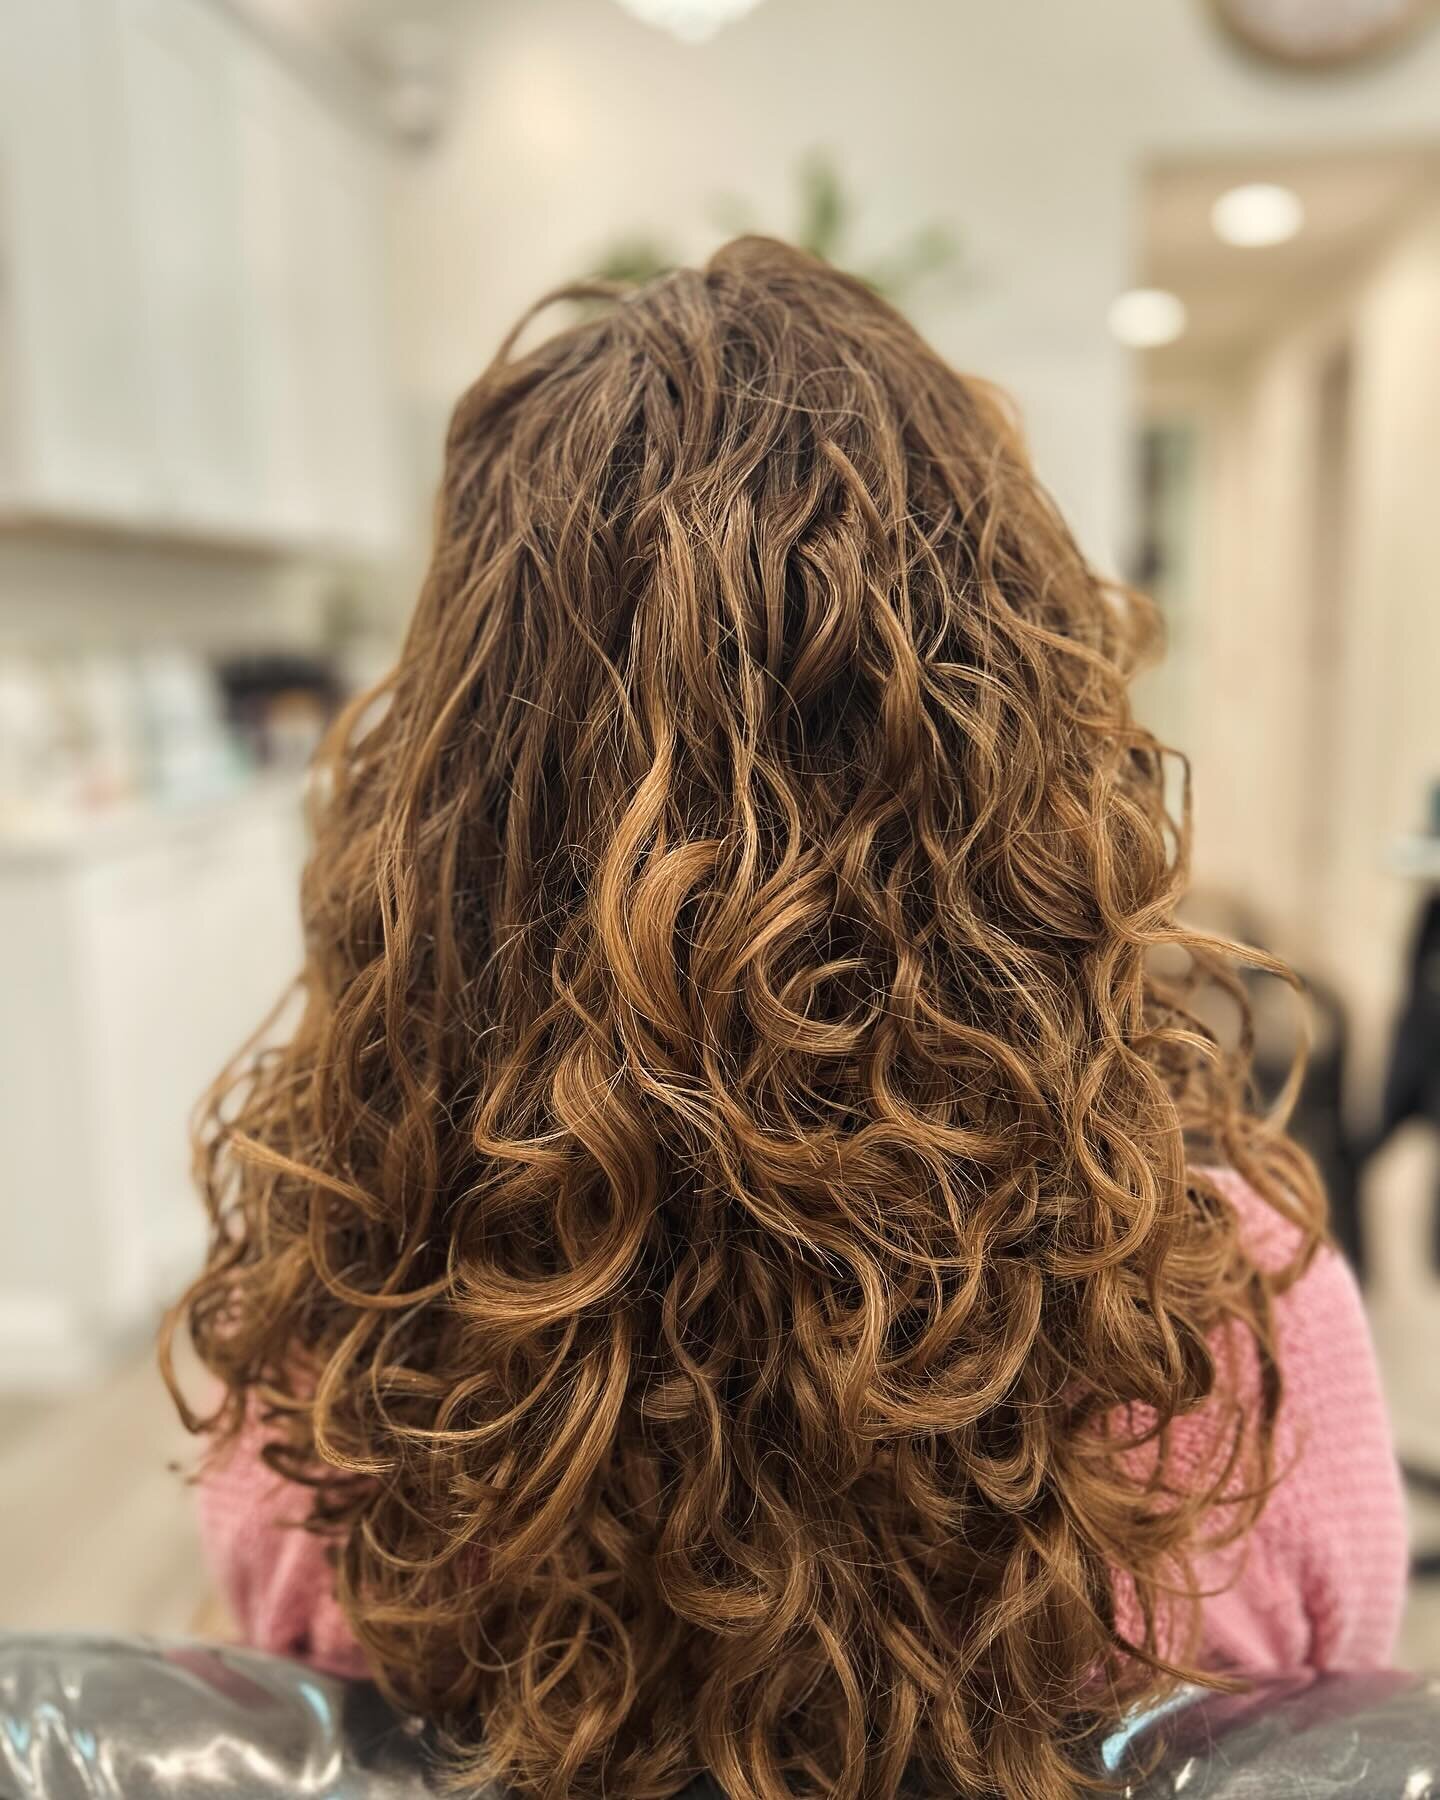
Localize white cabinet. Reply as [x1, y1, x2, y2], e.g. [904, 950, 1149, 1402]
[119, 0, 262, 535]
[233, 43, 326, 544]
[0, 0, 148, 521]
[290, 104, 397, 555]
[232, 40, 397, 553]
[0, 0, 397, 554]
[0, 783, 307, 1387]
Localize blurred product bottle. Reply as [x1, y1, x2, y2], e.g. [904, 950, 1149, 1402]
[0, 657, 78, 828]
[134, 650, 243, 806]
[70, 654, 148, 810]
[215, 652, 340, 773]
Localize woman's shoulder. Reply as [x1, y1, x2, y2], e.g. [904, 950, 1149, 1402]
[1202, 1163, 1312, 1276]
[1193, 1166, 1407, 1669]
[1201, 1164, 1371, 1411]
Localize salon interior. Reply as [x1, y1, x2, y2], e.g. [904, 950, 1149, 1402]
[3, 0, 1440, 1691]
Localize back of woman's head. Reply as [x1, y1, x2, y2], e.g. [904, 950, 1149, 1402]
[171, 237, 1321, 1800]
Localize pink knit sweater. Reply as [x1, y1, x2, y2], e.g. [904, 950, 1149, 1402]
[196, 1172, 1407, 1681]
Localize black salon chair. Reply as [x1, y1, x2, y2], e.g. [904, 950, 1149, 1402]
[2, 1633, 1439, 1798]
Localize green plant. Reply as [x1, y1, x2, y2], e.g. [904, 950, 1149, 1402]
[586, 148, 963, 303]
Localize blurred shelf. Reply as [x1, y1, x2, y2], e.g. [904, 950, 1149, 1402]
[0, 495, 316, 562]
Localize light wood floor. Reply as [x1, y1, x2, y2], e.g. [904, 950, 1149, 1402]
[0, 1339, 213, 1639]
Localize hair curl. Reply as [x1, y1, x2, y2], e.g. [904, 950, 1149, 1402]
[165, 237, 1323, 1800]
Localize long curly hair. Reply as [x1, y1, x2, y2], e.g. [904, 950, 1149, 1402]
[165, 237, 1323, 1800]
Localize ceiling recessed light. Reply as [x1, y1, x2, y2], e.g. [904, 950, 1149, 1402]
[612, 0, 767, 40]
[1108, 288, 1188, 349]
[1211, 182, 1306, 247]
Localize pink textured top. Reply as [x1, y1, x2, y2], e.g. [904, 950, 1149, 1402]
[196, 1172, 1407, 1681]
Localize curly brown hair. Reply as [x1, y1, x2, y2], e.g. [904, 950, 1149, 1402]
[165, 237, 1323, 1800]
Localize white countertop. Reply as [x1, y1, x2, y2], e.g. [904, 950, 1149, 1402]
[0, 772, 306, 868]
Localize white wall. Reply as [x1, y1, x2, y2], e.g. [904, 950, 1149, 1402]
[1162, 199, 1440, 1096]
[1187, 327, 1328, 940]
[384, 0, 1440, 579]
[1336, 204, 1440, 1072]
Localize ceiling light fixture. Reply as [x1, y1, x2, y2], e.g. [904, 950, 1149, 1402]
[611, 0, 767, 42]
[1211, 182, 1306, 247]
[1209, 0, 1430, 69]
[1108, 288, 1189, 349]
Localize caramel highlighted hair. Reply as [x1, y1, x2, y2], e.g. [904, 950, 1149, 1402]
[166, 238, 1322, 1799]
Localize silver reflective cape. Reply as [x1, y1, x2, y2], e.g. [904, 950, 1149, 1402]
[1, 1634, 1438, 1798]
